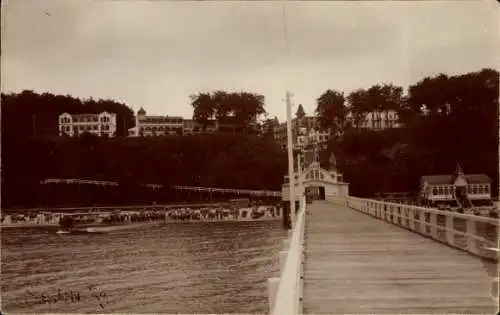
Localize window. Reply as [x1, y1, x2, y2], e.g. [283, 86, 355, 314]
[432, 187, 437, 195]
[438, 187, 443, 195]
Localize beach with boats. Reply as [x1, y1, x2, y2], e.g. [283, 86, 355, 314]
[1, 198, 283, 232]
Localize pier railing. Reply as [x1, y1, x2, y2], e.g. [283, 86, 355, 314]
[268, 196, 306, 315]
[346, 196, 499, 261]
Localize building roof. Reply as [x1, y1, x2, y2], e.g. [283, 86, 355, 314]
[421, 174, 491, 185]
[138, 107, 146, 115]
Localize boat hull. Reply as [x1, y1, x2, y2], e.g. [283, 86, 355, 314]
[57, 221, 162, 234]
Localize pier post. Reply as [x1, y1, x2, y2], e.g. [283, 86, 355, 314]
[282, 202, 292, 230]
[267, 277, 280, 314]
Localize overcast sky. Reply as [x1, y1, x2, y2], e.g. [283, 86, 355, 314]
[2, 0, 499, 121]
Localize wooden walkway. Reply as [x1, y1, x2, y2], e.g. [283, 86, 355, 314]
[303, 201, 497, 314]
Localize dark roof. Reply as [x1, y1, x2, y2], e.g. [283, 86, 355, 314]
[421, 174, 491, 185]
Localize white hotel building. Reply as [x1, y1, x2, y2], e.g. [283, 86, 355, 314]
[346, 110, 400, 130]
[58, 112, 117, 137]
[128, 107, 185, 137]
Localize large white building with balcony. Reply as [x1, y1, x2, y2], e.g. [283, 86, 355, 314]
[58, 112, 117, 137]
[128, 108, 184, 137]
[346, 110, 400, 130]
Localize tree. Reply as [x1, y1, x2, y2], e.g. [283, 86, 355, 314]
[346, 89, 371, 128]
[315, 89, 346, 137]
[295, 104, 306, 119]
[319, 68, 498, 198]
[190, 91, 267, 134]
[190, 93, 215, 130]
[1, 90, 134, 138]
[347, 84, 404, 129]
[231, 91, 266, 133]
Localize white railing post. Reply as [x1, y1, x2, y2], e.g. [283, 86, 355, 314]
[419, 210, 427, 235]
[466, 218, 477, 255]
[406, 206, 414, 230]
[445, 215, 454, 245]
[404, 206, 411, 229]
[429, 212, 438, 239]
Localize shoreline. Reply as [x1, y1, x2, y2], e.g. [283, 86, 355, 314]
[165, 216, 282, 224]
[1, 217, 283, 229]
[0, 201, 249, 214]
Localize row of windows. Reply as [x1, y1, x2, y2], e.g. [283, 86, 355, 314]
[305, 170, 325, 181]
[61, 125, 111, 132]
[132, 128, 219, 136]
[141, 126, 182, 132]
[61, 131, 112, 137]
[60, 116, 113, 123]
[140, 118, 183, 124]
[430, 184, 490, 196]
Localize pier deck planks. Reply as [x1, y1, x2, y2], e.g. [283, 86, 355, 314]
[302, 201, 498, 314]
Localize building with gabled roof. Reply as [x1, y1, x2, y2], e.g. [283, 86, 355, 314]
[419, 164, 494, 214]
[58, 112, 117, 137]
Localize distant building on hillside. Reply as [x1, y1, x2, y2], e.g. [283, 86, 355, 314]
[182, 118, 217, 135]
[128, 108, 183, 137]
[297, 127, 330, 148]
[58, 112, 117, 137]
[273, 116, 325, 151]
[418, 164, 495, 215]
[346, 110, 400, 130]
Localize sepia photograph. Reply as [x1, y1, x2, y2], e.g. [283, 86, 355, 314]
[1, 0, 499, 314]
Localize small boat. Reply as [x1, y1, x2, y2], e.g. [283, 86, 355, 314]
[57, 210, 162, 234]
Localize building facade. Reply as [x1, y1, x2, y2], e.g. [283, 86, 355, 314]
[419, 164, 494, 214]
[346, 110, 400, 130]
[273, 116, 324, 151]
[128, 108, 184, 137]
[59, 112, 117, 137]
[128, 108, 244, 137]
[272, 109, 399, 151]
[182, 119, 217, 135]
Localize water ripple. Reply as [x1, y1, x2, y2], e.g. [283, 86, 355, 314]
[2, 221, 286, 313]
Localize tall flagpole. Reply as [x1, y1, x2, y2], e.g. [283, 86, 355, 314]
[286, 91, 296, 225]
[282, 1, 296, 226]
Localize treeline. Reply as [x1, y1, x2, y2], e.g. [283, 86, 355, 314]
[2, 68, 498, 207]
[316, 68, 499, 198]
[2, 133, 286, 208]
[1, 89, 282, 208]
[1, 90, 136, 138]
[190, 90, 266, 134]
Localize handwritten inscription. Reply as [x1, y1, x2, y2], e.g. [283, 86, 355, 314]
[27, 285, 108, 309]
